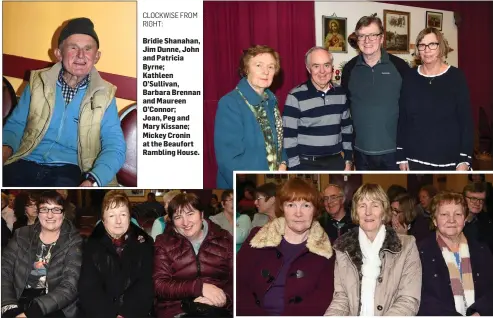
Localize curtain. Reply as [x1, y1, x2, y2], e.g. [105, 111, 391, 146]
[203, 1, 316, 188]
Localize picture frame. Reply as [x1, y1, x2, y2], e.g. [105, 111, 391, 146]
[426, 11, 443, 31]
[123, 189, 145, 197]
[322, 16, 348, 53]
[383, 10, 411, 54]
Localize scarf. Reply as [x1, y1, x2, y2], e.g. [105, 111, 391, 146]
[436, 233, 475, 315]
[359, 225, 386, 316]
[236, 87, 283, 170]
[110, 233, 129, 257]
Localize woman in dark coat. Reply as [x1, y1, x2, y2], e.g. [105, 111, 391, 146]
[418, 191, 493, 316]
[153, 193, 233, 318]
[237, 178, 335, 316]
[1, 191, 82, 317]
[78, 190, 154, 318]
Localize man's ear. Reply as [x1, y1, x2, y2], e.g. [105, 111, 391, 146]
[94, 51, 101, 64]
[54, 48, 63, 62]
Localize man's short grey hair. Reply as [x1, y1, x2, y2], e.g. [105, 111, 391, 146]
[323, 183, 345, 201]
[304, 46, 333, 68]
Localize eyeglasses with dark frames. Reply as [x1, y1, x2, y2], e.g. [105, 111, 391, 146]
[465, 196, 485, 204]
[38, 207, 64, 214]
[357, 33, 382, 42]
[417, 42, 439, 51]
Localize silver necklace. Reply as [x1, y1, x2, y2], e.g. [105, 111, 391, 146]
[429, 76, 437, 85]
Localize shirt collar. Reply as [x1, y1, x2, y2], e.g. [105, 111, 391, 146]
[306, 79, 332, 95]
[57, 69, 90, 89]
[237, 77, 269, 106]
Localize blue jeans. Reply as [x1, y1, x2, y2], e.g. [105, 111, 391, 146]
[354, 151, 398, 171]
[3, 159, 81, 187]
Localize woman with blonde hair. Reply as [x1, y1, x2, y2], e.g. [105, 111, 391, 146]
[397, 27, 473, 171]
[237, 178, 335, 316]
[214, 45, 287, 188]
[325, 183, 421, 316]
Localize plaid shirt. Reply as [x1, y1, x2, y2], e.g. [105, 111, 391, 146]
[57, 70, 90, 105]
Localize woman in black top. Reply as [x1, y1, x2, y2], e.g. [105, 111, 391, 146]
[397, 27, 473, 170]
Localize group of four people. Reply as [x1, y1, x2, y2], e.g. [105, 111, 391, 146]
[214, 15, 473, 188]
[1, 190, 233, 318]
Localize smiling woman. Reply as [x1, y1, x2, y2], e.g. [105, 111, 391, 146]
[153, 193, 233, 318]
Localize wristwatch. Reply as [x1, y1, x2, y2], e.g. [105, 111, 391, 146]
[345, 160, 353, 166]
[85, 173, 99, 187]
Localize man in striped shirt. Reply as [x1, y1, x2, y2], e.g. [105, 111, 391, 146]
[283, 46, 353, 170]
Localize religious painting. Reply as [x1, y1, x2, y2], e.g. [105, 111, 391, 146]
[383, 10, 411, 54]
[323, 16, 348, 53]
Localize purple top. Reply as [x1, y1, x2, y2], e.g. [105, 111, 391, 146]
[263, 237, 307, 315]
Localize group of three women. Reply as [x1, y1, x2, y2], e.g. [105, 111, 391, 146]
[1, 190, 233, 318]
[237, 178, 493, 316]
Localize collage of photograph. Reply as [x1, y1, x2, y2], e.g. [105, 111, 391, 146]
[2, 0, 493, 317]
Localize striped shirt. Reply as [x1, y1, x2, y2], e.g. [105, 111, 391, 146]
[283, 80, 353, 168]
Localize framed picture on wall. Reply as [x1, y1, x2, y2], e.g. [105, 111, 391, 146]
[426, 11, 443, 31]
[322, 16, 348, 53]
[383, 10, 410, 54]
[123, 189, 145, 197]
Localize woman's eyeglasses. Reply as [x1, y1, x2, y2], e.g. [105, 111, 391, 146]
[417, 42, 439, 51]
[38, 207, 64, 214]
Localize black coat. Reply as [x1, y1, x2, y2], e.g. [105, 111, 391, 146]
[1, 220, 82, 317]
[417, 233, 493, 316]
[78, 222, 154, 318]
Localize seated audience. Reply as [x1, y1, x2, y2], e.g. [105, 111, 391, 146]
[325, 184, 421, 316]
[1, 190, 82, 317]
[78, 190, 154, 318]
[153, 193, 233, 318]
[150, 190, 181, 241]
[12, 191, 39, 232]
[251, 183, 277, 228]
[210, 190, 234, 235]
[237, 178, 335, 316]
[391, 192, 431, 242]
[418, 191, 493, 315]
[462, 182, 493, 254]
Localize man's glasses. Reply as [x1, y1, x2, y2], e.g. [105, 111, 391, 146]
[323, 195, 343, 202]
[417, 42, 439, 51]
[357, 33, 382, 42]
[255, 196, 266, 202]
[38, 207, 64, 214]
[465, 196, 485, 204]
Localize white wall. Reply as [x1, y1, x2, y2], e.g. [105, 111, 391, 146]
[315, 1, 458, 82]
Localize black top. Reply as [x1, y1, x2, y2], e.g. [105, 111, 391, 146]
[397, 66, 474, 168]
